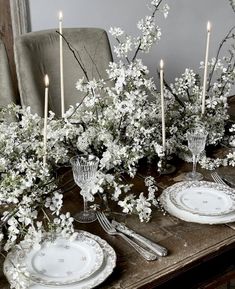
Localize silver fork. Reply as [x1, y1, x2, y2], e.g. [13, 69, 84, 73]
[96, 211, 158, 261]
[211, 172, 227, 186]
[211, 171, 235, 230]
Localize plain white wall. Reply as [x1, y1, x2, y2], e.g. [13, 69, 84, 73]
[29, 0, 235, 92]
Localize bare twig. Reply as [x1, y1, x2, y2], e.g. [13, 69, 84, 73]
[66, 92, 89, 119]
[153, 0, 164, 11]
[84, 31, 109, 79]
[156, 70, 185, 108]
[56, 31, 89, 82]
[132, 42, 142, 63]
[83, 45, 102, 79]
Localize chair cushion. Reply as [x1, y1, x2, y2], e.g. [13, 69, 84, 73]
[0, 38, 15, 107]
[14, 28, 113, 116]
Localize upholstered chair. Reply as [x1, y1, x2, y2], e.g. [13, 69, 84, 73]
[0, 38, 16, 107]
[14, 28, 113, 116]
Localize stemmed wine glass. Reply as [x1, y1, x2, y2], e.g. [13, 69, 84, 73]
[70, 154, 99, 223]
[185, 127, 208, 181]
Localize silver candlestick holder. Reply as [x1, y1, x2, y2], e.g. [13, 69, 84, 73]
[158, 152, 176, 175]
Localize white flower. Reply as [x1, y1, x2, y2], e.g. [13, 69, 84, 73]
[151, 0, 160, 6]
[114, 36, 133, 58]
[137, 16, 162, 52]
[227, 152, 235, 166]
[206, 98, 218, 109]
[118, 194, 136, 214]
[162, 4, 170, 18]
[45, 192, 63, 215]
[136, 193, 152, 222]
[229, 124, 235, 133]
[76, 77, 85, 91]
[153, 143, 164, 157]
[109, 27, 124, 37]
[53, 212, 75, 238]
[76, 135, 90, 152]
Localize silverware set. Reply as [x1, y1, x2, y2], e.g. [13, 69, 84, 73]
[96, 211, 168, 261]
[97, 171, 233, 261]
[211, 172, 227, 186]
[111, 220, 168, 257]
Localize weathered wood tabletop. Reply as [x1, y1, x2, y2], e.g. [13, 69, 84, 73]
[0, 160, 235, 289]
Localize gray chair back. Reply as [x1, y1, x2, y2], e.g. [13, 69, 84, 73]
[0, 38, 16, 107]
[14, 28, 113, 116]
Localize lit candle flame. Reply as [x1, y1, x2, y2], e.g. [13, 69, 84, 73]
[207, 21, 211, 32]
[44, 74, 49, 87]
[59, 11, 63, 21]
[160, 59, 164, 70]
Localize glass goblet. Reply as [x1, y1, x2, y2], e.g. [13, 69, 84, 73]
[185, 127, 208, 181]
[70, 154, 99, 223]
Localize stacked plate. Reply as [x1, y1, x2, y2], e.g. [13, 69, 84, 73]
[4, 231, 116, 289]
[160, 181, 235, 224]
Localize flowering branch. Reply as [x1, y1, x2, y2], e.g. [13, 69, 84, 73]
[229, 0, 235, 13]
[132, 0, 163, 62]
[207, 25, 235, 91]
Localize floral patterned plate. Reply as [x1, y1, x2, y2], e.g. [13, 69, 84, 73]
[168, 181, 235, 216]
[7, 233, 104, 286]
[160, 181, 235, 224]
[4, 231, 116, 289]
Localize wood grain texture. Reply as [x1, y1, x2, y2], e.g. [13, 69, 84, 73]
[0, 160, 235, 289]
[0, 0, 19, 103]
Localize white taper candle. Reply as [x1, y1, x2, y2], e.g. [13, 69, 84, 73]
[160, 59, 166, 152]
[59, 11, 65, 117]
[202, 21, 211, 115]
[43, 74, 49, 167]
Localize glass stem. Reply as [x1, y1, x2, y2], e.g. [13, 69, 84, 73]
[83, 195, 88, 212]
[192, 154, 197, 176]
[103, 193, 111, 212]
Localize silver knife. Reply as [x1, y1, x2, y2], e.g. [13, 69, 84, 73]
[112, 220, 168, 257]
[221, 175, 235, 188]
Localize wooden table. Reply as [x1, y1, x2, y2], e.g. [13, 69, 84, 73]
[1, 160, 235, 289]
[93, 161, 235, 289]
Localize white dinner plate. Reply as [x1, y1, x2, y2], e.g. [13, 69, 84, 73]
[169, 181, 235, 216]
[160, 181, 235, 224]
[15, 234, 103, 286]
[4, 231, 116, 289]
